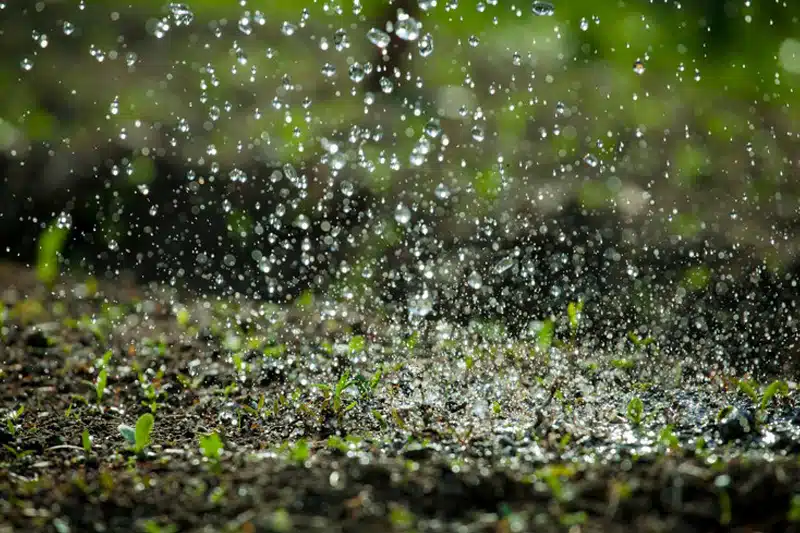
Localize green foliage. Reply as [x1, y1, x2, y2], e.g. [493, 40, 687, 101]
[348, 335, 366, 353]
[36, 221, 69, 286]
[134, 413, 154, 454]
[789, 494, 800, 522]
[82, 429, 92, 455]
[119, 413, 154, 454]
[199, 432, 223, 461]
[535, 319, 555, 354]
[626, 396, 644, 427]
[289, 439, 309, 464]
[761, 380, 789, 411]
[95, 369, 107, 403]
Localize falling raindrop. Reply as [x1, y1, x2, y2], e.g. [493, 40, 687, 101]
[394, 203, 411, 225]
[532, 1, 555, 16]
[418, 33, 434, 56]
[467, 271, 483, 290]
[395, 10, 421, 41]
[168, 3, 194, 26]
[367, 28, 391, 48]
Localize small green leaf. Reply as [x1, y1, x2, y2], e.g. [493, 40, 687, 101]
[567, 301, 584, 331]
[134, 413, 154, 453]
[95, 369, 107, 402]
[36, 222, 70, 286]
[199, 432, 223, 461]
[118, 424, 136, 445]
[536, 319, 554, 353]
[290, 439, 309, 464]
[348, 335, 366, 353]
[626, 396, 644, 426]
[761, 380, 788, 411]
[81, 429, 92, 454]
[737, 379, 759, 403]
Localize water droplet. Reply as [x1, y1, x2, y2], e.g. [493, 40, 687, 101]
[467, 271, 483, 290]
[493, 256, 515, 274]
[394, 203, 411, 225]
[395, 11, 421, 41]
[367, 27, 391, 48]
[62, 21, 75, 35]
[107, 239, 119, 252]
[348, 62, 365, 82]
[434, 183, 451, 200]
[20, 57, 33, 71]
[168, 3, 194, 26]
[580, 17, 589, 31]
[379, 77, 394, 94]
[56, 212, 72, 230]
[321, 63, 337, 78]
[633, 60, 646, 75]
[583, 153, 599, 167]
[418, 33, 434, 57]
[532, 1, 555, 16]
[334, 29, 349, 51]
[468, 35, 480, 47]
[281, 21, 298, 36]
[340, 181, 354, 197]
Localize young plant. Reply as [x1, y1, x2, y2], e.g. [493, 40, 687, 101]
[626, 396, 644, 427]
[36, 219, 70, 287]
[82, 429, 92, 455]
[95, 369, 108, 403]
[313, 370, 361, 419]
[5, 405, 24, 437]
[737, 378, 789, 424]
[119, 413, 155, 455]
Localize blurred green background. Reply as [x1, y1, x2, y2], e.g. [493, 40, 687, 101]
[0, 1, 799, 356]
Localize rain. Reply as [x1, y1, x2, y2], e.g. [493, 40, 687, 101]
[0, 1, 799, 532]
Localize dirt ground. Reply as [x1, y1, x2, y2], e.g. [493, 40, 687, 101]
[1, 262, 799, 533]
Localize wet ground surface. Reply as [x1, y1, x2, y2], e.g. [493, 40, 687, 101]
[1, 262, 799, 533]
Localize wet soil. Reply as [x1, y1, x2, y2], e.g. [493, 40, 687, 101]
[1, 262, 799, 533]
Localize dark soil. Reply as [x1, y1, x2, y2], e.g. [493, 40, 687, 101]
[1, 262, 799, 533]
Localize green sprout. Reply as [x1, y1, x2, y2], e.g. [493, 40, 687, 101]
[199, 432, 223, 462]
[313, 370, 361, 419]
[5, 405, 24, 437]
[626, 396, 644, 427]
[535, 318, 554, 354]
[95, 369, 108, 403]
[736, 378, 789, 424]
[36, 219, 70, 286]
[119, 413, 154, 454]
[82, 429, 92, 455]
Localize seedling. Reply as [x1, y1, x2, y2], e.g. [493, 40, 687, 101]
[2, 445, 35, 461]
[5, 405, 24, 437]
[82, 429, 92, 455]
[198, 431, 223, 472]
[119, 413, 155, 454]
[289, 439, 309, 464]
[95, 369, 108, 403]
[36, 219, 69, 287]
[313, 370, 361, 419]
[736, 378, 789, 424]
[566, 300, 584, 348]
[626, 396, 644, 427]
